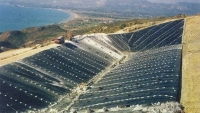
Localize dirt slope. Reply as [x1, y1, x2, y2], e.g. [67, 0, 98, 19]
[181, 16, 200, 113]
[0, 44, 58, 66]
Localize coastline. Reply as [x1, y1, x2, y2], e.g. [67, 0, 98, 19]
[0, 3, 79, 32]
[58, 9, 80, 23]
[39, 7, 80, 24]
[0, 8, 80, 66]
[5, 2, 79, 20]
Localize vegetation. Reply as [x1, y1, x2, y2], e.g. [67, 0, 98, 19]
[0, 25, 67, 52]
[0, 13, 187, 53]
[80, 14, 187, 34]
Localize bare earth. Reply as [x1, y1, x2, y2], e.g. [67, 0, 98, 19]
[181, 16, 200, 113]
[0, 44, 58, 66]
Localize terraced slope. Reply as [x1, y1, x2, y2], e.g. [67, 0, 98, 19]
[0, 42, 122, 112]
[0, 19, 184, 112]
[181, 16, 200, 113]
[109, 19, 184, 52]
[72, 45, 182, 111]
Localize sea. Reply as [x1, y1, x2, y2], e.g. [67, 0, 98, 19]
[0, 3, 71, 32]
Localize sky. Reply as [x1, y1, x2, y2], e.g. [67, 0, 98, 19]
[148, 0, 200, 4]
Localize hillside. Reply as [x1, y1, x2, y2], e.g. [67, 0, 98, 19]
[0, 25, 67, 52]
[0, 18, 184, 112]
[85, 14, 186, 34]
[0, 14, 187, 53]
[0, 15, 199, 113]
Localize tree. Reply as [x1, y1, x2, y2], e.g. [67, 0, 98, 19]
[120, 24, 126, 29]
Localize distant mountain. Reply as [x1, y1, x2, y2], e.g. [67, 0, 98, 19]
[170, 2, 200, 14]
[0, 0, 104, 8]
[100, 0, 200, 16]
[0, 0, 200, 17]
